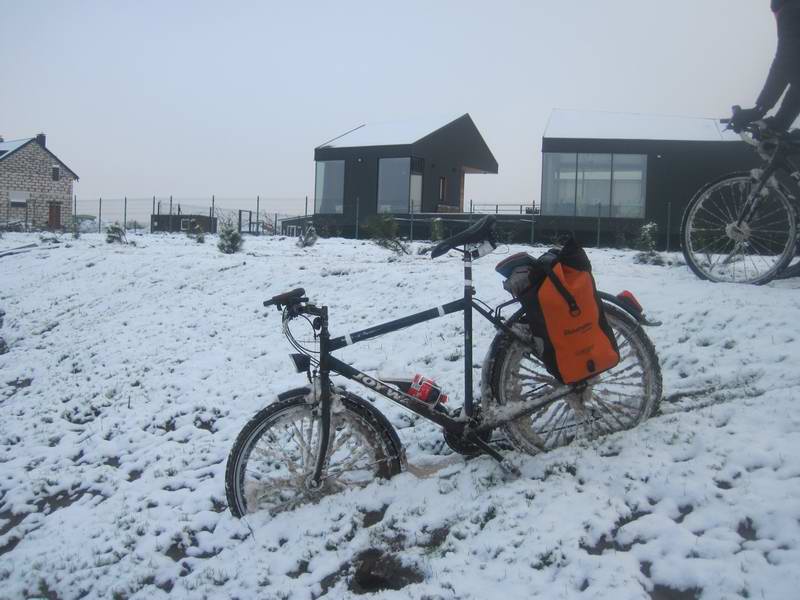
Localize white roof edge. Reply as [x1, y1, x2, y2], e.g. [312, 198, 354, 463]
[544, 109, 740, 143]
[317, 113, 468, 149]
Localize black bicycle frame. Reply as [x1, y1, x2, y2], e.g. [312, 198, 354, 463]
[739, 148, 800, 226]
[326, 252, 498, 422]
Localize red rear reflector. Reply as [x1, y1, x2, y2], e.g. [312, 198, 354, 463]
[617, 290, 643, 313]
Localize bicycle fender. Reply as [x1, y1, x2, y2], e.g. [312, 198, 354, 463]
[597, 292, 661, 327]
[338, 389, 407, 471]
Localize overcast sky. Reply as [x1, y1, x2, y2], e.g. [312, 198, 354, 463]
[0, 0, 778, 212]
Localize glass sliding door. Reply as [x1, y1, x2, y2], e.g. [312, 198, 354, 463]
[576, 154, 612, 217]
[314, 161, 345, 214]
[542, 153, 577, 216]
[377, 157, 411, 213]
[611, 154, 647, 218]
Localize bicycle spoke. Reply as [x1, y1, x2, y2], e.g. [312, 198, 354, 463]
[588, 395, 630, 430]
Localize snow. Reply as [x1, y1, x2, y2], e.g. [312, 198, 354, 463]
[545, 109, 741, 143]
[0, 138, 32, 160]
[317, 114, 465, 149]
[1, 232, 799, 599]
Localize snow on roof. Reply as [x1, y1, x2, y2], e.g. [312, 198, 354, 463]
[0, 138, 32, 159]
[318, 114, 466, 149]
[544, 109, 740, 142]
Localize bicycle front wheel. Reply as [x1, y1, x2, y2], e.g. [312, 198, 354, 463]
[489, 304, 662, 455]
[225, 390, 403, 518]
[681, 172, 796, 284]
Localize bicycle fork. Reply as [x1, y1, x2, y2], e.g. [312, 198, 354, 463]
[310, 306, 332, 490]
[737, 164, 778, 228]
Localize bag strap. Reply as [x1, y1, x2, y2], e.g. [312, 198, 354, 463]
[542, 264, 581, 316]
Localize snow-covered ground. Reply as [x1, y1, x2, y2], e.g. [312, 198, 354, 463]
[1, 232, 799, 600]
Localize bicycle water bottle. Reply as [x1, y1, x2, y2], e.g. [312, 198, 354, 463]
[408, 374, 448, 406]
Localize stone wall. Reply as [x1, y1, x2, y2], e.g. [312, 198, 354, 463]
[0, 140, 76, 230]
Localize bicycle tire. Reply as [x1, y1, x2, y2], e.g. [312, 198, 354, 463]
[225, 389, 403, 518]
[681, 171, 797, 285]
[486, 303, 662, 456]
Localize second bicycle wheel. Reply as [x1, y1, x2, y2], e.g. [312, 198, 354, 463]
[681, 172, 797, 284]
[488, 303, 662, 455]
[225, 389, 403, 518]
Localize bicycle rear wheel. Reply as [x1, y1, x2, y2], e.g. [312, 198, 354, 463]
[488, 304, 662, 455]
[225, 390, 403, 518]
[681, 172, 796, 284]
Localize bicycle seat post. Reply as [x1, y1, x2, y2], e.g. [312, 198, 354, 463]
[463, 247, 475, 418]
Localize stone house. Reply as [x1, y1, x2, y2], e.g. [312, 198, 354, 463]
[0, 134, 79, 230]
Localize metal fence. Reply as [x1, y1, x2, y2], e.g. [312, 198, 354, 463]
[66, 196, 309, 234]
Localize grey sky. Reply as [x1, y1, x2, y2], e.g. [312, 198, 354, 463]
[1, 0, 777, 212]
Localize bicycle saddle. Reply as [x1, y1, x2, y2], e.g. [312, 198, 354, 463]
[430, 216, 496, 259]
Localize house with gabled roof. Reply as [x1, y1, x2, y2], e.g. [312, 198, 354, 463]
[309, 113, 498, 235]
[0, 133, 79, 230]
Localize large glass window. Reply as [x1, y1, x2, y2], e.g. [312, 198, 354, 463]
[314, 160, 345, 214]
[541, 153, 646, 218]
[577, 154, 612, 217]
[541, 153, 577, 216]
[611, 154, 647, 218]
[377, 158, 411, 213]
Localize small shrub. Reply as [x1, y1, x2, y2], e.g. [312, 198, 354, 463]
[296, 226, 318, 248]
[106, 224, 127, 244]
[365, 215, 408, 255]
[634, 222, 665, 265]
[187, 221, 205, 244]
[430, 218, 446, 241]
[636, 222, 658, 253]
[365, 215, 399, 240]
[217, 224, 243, 254]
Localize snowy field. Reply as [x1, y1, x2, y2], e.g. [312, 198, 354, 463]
[1, 232, 799, 600]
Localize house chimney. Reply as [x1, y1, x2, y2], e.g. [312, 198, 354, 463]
[36, 133, 46, 147]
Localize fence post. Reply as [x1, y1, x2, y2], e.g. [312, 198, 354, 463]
[495, 204, 499, 214]
[273, 213, 278, 236]
[666, 201, 672, 252]
[168, 195, 173, 232]
[469, 199, 473, 213]
[123, 196, 127, 231]
[530, 211, 535, 245]
[98, 197, 102, 233]
[410, 208, 414, 242]
[73, 194, 77, 235]
[256, 195, 260, 235]
[596, 203, 601, 248]
[304, 195, 308, 218]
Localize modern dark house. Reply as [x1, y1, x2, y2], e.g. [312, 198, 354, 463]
[307, 113, 498, 236]
[538, 109, 759, 247]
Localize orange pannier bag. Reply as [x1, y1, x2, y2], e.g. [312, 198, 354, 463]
[497, 239, 620, 385]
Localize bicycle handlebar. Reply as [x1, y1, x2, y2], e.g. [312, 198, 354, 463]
[264, 288, 307, 308]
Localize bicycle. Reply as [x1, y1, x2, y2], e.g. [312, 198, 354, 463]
[225, 216, 663, 518]
[681, 114, 800, 285]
